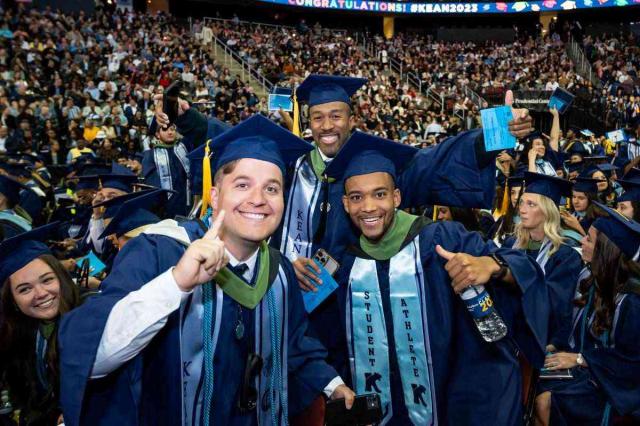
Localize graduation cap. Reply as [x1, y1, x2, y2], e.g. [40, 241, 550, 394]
[292, 74, 367, 137]
[185, 117, 232, 195]
[572, 177, 600, 194]
[596, 163, 618, 178]
[324, 131, 418, 182]
[617, 180, 640, 203]
[507, 173, 526, 188]
[622, 168, 640, 183]
[523, 131, 544, 144]
[0, 162, 32, 178]
[93, 189, 158, 220]
[189, 114, 313, 217]
[566, 142, 588, 156]
[99, 189, 172, 239]
[592, 202, 640, 260]
[0, 175, 26, 205]
[523, 172, 572, 206]
[76, 161, 111, 177]
[98, 163, 138, 193]
[295, 74, 367, 108]
[74, 175, 101, 191]
[565, 160, 584, 175]
[0, 222, 59, 286]
[584, 156, 609, 165]
[579, 165, 600, 179]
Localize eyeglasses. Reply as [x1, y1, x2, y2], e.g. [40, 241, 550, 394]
[237, 352, 263, 413]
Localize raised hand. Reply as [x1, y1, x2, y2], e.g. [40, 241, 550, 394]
[172, 211, 229, 292]
[505, 89, 534, 139]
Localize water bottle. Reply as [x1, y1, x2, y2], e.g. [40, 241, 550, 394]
[0, 390, 12, 416]
[460, 285, 508, 342]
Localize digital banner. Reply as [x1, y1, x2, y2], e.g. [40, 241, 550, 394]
[512, 90, 554, 111]
[259, 0, 639, 14]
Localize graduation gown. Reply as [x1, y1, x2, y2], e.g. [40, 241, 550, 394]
[142, 145, 190, 218]
[504, 239, 582, 350]
[58, 220, 336, 426]
[333, 217, 548, 425]
[549, 290, 640, 425]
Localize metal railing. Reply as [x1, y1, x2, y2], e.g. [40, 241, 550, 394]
[210, 35, 274, 95]
[566, 35, 600, 88]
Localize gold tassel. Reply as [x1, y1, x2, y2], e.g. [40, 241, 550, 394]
[292, 91, 301, 137]
[493, 185, 510, 219]
[432, 205, 439, 221]
[199, 139, 213, 218]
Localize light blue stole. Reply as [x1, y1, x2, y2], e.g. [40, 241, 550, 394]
[280, 156, 321, 261]
[153, 141, 191, 205]
[0, 209, 32, 231]
[346, 237, 435, 426]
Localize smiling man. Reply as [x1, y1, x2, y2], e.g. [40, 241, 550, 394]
[58, 115, 353, 426]
[326, 132, 548, 425]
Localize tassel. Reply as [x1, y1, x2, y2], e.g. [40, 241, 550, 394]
[494, 185, 510, 219]
[432, 205, 439, 221]
[199, 139, 213, 218]
[292, 90, 301, 137]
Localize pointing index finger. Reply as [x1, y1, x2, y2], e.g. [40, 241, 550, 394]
[204, 210, 225, 240]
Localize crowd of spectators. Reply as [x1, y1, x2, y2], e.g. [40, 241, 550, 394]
[583, 32, 640, 129]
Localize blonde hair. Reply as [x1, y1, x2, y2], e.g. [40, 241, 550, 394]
[514, 193, 564, 256]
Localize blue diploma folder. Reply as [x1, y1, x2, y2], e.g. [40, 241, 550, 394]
[75, 251, 106, 277]
[548, 87, 575, 114]
[302, 259, 339, 313]
[268, 94, 293, 112]
[481, 106, 516, 152]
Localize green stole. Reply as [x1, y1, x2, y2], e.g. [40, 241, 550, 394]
[359, 210, 419, 260]
[213, 241, 272, 309]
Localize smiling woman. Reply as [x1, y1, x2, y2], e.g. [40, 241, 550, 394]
[0, 226, 80, 426]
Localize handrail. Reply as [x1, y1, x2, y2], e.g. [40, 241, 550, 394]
[201, 16, 348, 36]
[211, 34, 274, 94]
[566, 34, 600, 88]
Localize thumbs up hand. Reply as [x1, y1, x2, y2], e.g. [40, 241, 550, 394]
[435, 245, 501, 293]
[173, 211, 230, 292]
[505, 89, 534, 139]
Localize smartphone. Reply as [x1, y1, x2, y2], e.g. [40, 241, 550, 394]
[163, 81, 182, 126]
[312, 248, 339, 276]
[325, 393, 383, 426]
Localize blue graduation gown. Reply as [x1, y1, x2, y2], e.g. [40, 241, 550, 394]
[549, 292, 640, 425]
[333, 219, 548, 425]
[142, 147, 190, 218]
[504, 240, 582, 350]
[58, 220, 336, 426]
[19, 186, 44, 224]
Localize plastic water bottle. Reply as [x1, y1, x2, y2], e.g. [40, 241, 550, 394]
[460, 285, 508, 342]
[0, 390, 12, 415]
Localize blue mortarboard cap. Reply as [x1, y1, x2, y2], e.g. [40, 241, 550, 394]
[567, 142, 587, 155]
[74, 175, 101, 191]
[186, 117, 232, 195]
[592, 202, 640, 259]
[98, 174, 138, 193]
[324, 131, 418, 182]
[507, 172, 525, 188]
[0, 175, 26, 205]
[295, 74, 367, 107]
[573, 177, 600, 194]
[93, 189, 157, 219]
[203, 114, 313, 175]
[565, 160, 584, 174]
[77, 162, 111, 176]
[597, 163, 617, 177]
[579, 165, 600, 179]
[617, 180, 640, 203]
[622, 168, 640, 183]
[0, 162, 32, 178]
[523, 172, 573, 206]
[99, 189, 172, 239]
[0, 222, 59, 285]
